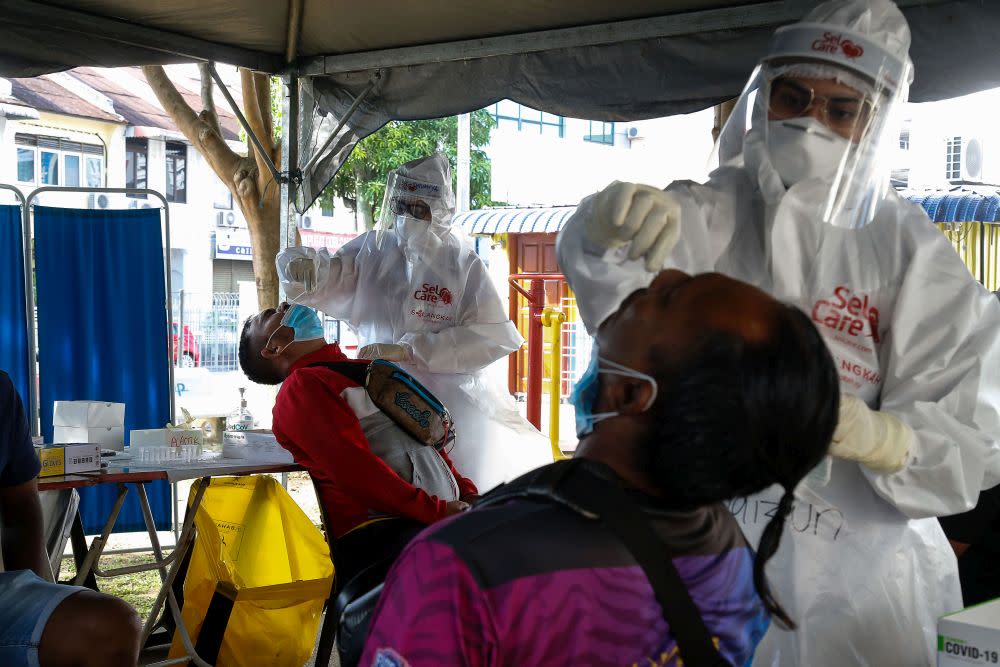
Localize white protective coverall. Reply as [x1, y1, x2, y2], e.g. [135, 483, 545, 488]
[278, 155, 551, 491]
[557, 2, 1000, 665]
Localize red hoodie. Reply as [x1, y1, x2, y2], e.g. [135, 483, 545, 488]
[272, 344, 477, 537]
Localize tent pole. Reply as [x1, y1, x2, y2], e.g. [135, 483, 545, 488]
[712, 99, 737, 143]
[279, 74, 300, 262]
[285, 0, 304, 65]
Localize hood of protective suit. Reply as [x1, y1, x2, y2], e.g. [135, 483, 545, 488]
[375, 151, 465, 264]
[721, 0, 912, 228]
[395, 153, 457, 227]
[767, 0, 913, 92]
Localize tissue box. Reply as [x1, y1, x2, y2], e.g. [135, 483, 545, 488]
[130, 428, 203, 449]
[53, 401, 125, 451]
[939, 599, 1000, 666]
[223, 430, 294, 464]
[38, 444, 102, 477]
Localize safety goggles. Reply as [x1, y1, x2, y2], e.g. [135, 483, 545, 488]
[390, 197, 432, 221]
[768, 77, 873, 139]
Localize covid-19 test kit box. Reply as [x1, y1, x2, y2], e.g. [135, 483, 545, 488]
[939, 599, 1000, 666]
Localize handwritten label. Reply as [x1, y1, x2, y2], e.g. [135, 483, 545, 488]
[727, 497, 844, 541]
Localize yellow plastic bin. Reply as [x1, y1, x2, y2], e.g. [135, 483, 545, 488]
[169, 475, 334, 666]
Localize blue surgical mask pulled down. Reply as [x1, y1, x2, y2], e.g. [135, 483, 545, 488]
[266, 304, 325, 351]
[570, 349, 658, 437]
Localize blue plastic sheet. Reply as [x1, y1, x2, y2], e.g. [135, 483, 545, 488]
[0, 204, 29, 404]
[34, 206, 171, 533]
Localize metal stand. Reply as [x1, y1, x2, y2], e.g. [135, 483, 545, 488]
[140, 478, 212, 667]
[0, 184, 38, 436]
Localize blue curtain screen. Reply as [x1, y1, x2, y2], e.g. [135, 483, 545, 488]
[0, 204, 29, 405]
[34, 206, 171, 532]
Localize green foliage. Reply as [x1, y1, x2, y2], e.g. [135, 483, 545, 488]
[324, 110, 497, 228]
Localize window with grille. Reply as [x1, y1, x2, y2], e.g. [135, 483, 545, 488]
[126, 138, 148, 197]
[584, 120, 615, 145]
[491, 100, 564, 137]
[15, 133, 102, 186]
[165, 142, 187, 203]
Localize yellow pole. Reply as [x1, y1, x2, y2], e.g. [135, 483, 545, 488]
[990, 225, 1000, 292]
[541, 308, 568, 461]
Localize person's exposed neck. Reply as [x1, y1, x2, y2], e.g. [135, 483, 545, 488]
[278, 338, 328, 377]
[574, 420, 661, 497]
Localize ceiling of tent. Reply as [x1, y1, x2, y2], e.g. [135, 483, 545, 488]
[6, 0, 1000, 211]
[2, 1, 997, 103]
[5, 1, 757, 74]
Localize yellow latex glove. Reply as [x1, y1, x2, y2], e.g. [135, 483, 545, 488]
[830, 394, 913, 473]
[357, 343, 411, 362]
[585, 181, 681, 272]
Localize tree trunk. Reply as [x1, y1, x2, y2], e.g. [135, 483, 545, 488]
[354, 164, 374, 230]
[143, 65, 281, 310]
[239, 191, 281, 310]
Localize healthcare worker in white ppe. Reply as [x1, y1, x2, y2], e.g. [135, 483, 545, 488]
[557, 1, 1000, 665]
[277, 153, 550, 491]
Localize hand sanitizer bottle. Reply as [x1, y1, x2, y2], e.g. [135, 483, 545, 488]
[227, 388, 255, 431]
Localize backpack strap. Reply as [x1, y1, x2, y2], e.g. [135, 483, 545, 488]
[479, 460, 731, 667]
[306, 360, 371, 387]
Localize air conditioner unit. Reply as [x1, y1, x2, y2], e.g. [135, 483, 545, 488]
[225, 212, 235, 225]
[625, 126, 641, 139]
[963, 138, 984, 182]
[301, 216, 313, 229]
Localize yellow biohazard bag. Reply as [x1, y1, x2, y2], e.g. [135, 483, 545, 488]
[168, 475, 334, 666]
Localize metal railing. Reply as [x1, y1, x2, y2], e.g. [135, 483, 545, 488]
[171, 291, 242, 372]
[170, 291, 352, 372]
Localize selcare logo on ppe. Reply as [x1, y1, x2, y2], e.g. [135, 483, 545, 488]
[812, 32, 864, 60]
[811, 285, 881, 343]
[399, 179, 441, 198]
[413, 283, 453, 305]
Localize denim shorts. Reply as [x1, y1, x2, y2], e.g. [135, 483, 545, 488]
[0, 570, 88, 667]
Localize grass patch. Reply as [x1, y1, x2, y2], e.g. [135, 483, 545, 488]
[59, 551, 171, 618]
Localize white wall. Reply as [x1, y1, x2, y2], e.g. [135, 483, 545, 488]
[898, 87, 1000, 189]
[487, 109, 716, 207]
[145, 139, 229, 307]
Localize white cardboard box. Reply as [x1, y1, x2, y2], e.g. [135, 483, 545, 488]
[52, 401, 126, 451]
[223, 430, 294, 464]
[53, 426, 125, 450]
[130, 428, 203, 449]
[53, 401, 125, 427]
[939, 598, 1000, 666]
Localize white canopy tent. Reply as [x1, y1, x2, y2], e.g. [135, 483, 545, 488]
[4, 0, 1000, 245]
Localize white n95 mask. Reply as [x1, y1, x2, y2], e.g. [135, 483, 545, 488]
[768, 118, 850, 187]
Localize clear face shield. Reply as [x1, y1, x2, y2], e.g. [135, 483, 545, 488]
[376, 171, 455, 240]
[713, 23, 912, 229]
[372, 171, 459, 268]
